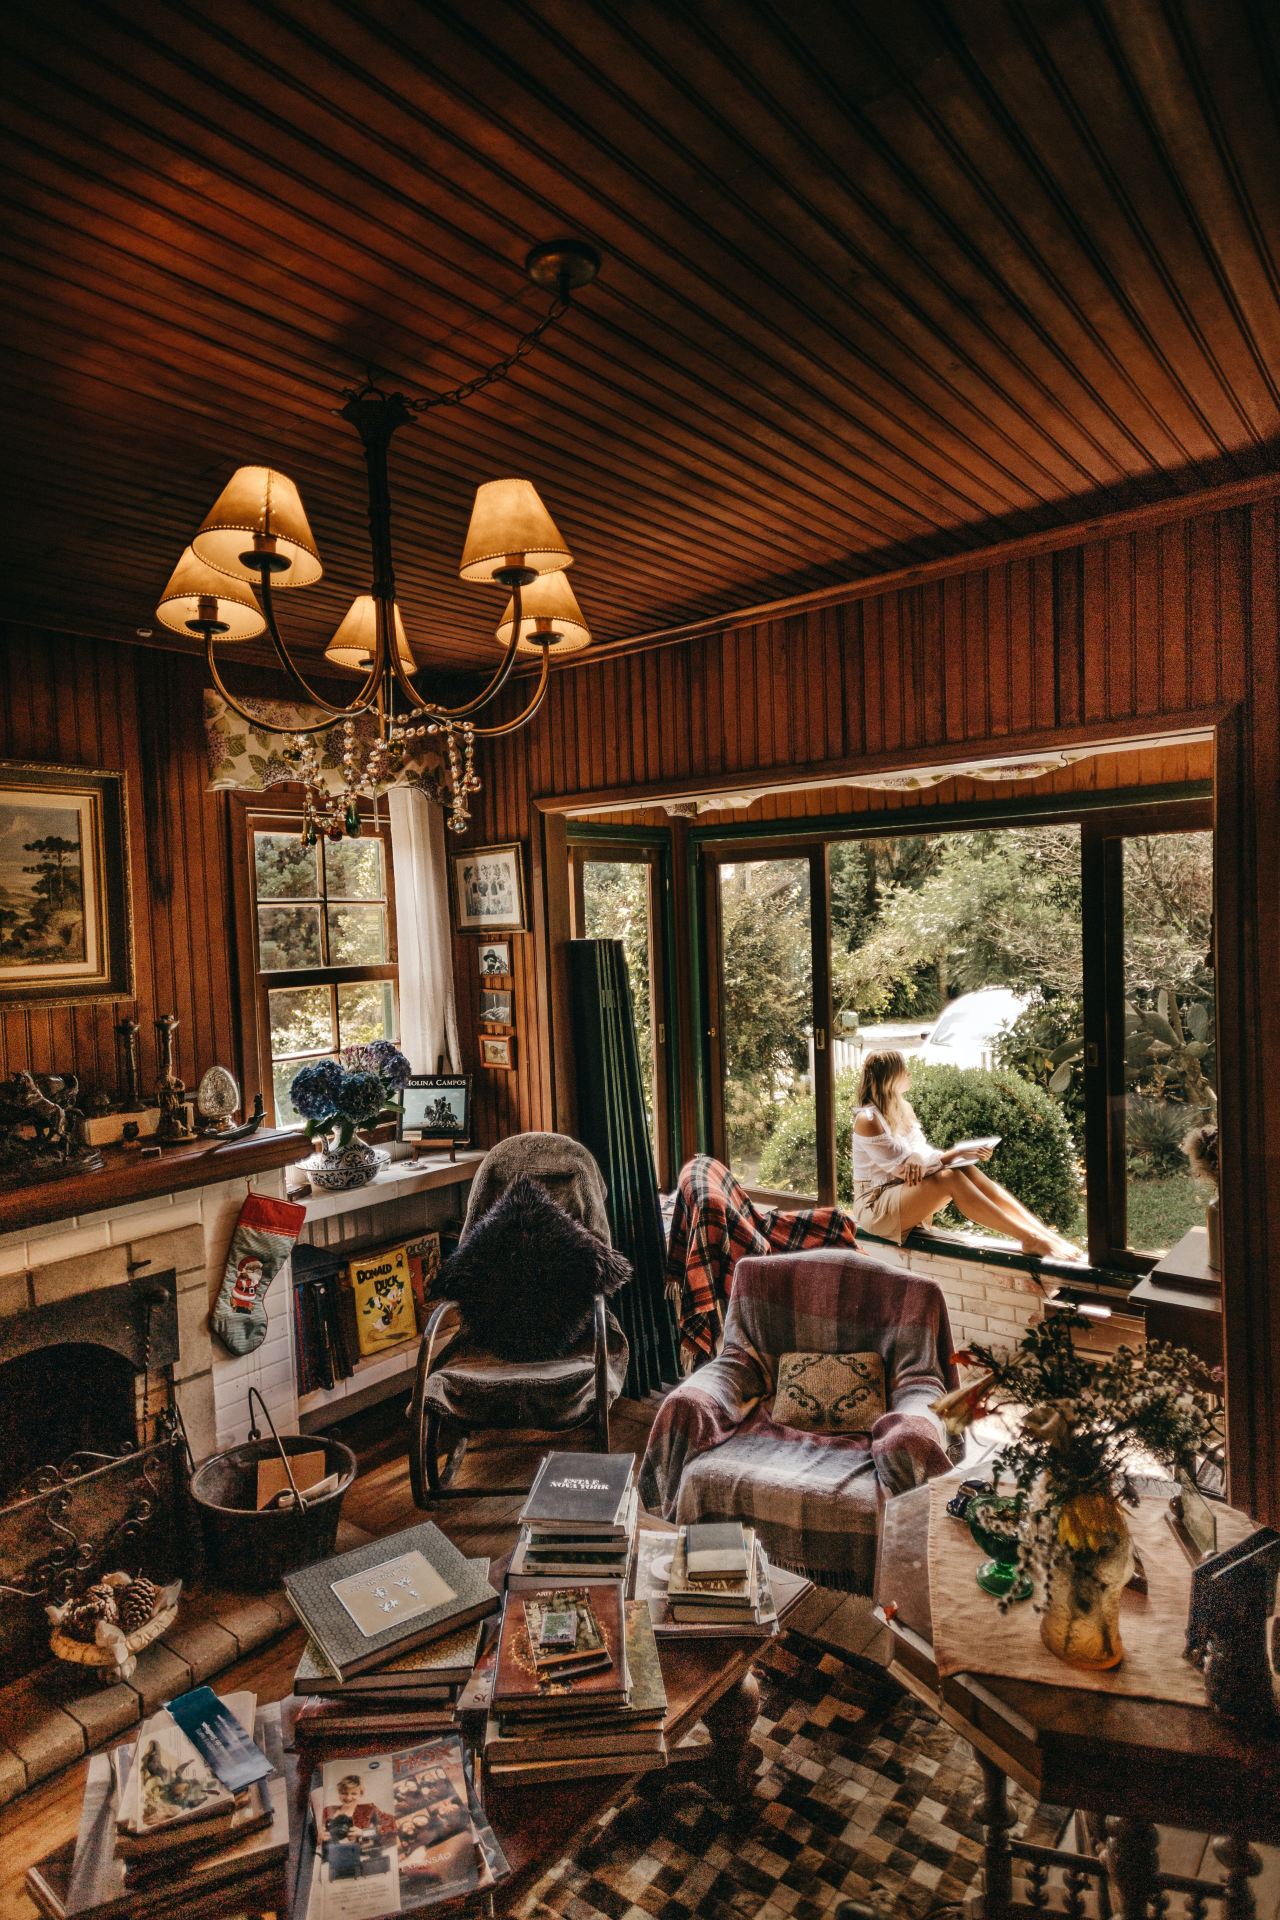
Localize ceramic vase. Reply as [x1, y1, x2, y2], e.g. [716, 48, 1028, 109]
[1038, 1513, 1133, 1669]
[303, 1137, 387, 1192]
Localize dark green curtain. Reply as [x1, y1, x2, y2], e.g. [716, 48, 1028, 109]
[569, 938, 680, 1396]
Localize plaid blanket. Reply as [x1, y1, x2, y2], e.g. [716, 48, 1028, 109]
[640, 1247, 960, 1589]
[665, 1155, 859, 1365]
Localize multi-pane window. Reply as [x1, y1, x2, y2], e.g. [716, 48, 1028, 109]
[247, 816, 398, 1125]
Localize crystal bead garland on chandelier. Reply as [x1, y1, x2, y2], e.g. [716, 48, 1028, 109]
[152, 243, 602, 840]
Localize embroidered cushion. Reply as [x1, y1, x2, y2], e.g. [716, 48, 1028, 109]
[772, 1350, 886, 1434]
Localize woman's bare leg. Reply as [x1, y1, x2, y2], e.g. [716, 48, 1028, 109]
[964, 1167, 1082, 1255]
[894, 1168, 1059, 1254]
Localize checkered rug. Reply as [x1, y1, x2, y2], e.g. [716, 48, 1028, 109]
[515, 1634, 1055, 1920]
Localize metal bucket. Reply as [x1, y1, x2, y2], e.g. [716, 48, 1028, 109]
[190, 1395, 356, 1590]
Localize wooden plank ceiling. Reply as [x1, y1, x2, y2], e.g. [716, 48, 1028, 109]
[2, 0, 1279, 672]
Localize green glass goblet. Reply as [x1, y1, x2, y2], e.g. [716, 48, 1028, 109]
[965, 1492, 1032, 1602]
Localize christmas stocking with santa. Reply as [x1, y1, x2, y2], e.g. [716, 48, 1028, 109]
[211, 1192, 307, 1357]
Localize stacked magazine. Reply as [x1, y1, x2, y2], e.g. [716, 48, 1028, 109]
[25, 1694, 289, 1919]
[296, 1733, 508, 1918]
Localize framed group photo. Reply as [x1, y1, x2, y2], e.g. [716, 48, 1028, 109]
[452, 844, 526, 933]
[0, 763, 133, 1009]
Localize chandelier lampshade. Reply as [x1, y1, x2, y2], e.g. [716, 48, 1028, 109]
[160, 237, 604, 841]
[324, 595, 416, 674]
[458, 478, 572, 583]
[495, 569, 591, 655]
[155, 546, 266, 640]
[192, 465, 323, 587]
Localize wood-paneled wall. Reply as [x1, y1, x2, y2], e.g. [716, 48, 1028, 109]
[450, 491, 1280, 1520]
[0, 629, 241, 1097]
[454, 503, 1250, 1144]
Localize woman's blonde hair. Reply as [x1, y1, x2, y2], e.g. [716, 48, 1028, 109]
[857, 1049, 912, 1132]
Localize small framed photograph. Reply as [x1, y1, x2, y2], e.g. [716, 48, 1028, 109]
[452, 843, 526, 933]
[479, 1032, 516, 1072]
[480, 988, 513, 1027]
[477, 939, 512, 978]
[398, 1073, 472, 1143]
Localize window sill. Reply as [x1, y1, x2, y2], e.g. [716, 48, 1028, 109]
[855, 1223, 1137, 1297]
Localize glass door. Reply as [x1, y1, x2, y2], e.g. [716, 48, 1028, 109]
[569, 841, 673, 1185]
[704, 846, 833, 1202]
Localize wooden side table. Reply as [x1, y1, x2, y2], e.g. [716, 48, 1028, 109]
[874, 1485, 1280, 1920]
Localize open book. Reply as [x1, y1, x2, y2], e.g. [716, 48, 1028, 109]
[947, 1135, 1000, 1167]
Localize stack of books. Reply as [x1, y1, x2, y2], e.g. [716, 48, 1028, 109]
[508, 1449, 639, 1582]
[26, 1693, 289, 1919]
[284, 1520, 499, 1755]
[480, 1576, 668, 1784]
[634, 1522, 780, 1637]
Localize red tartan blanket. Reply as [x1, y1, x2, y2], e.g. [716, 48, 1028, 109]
[664, 1155, 860, 1364]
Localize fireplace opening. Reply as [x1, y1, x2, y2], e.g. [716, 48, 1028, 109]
[0, 1271, 189, 1685]
[0, 1343, 138, 1505]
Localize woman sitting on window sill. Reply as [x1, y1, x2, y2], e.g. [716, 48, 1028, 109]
[851, 1049, 1083, 1262]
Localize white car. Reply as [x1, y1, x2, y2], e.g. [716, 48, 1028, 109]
[913, 987, 1028, 1070]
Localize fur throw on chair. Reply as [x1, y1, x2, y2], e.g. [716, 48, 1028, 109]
[460, 1131, 613, 1244]
[440, 1174, 631, 1360]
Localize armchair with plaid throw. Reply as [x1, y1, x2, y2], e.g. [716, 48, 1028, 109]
[640, 1246, 961, 1592]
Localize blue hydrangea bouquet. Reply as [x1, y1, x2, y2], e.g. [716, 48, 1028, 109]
[290, 1041, 412, 1152]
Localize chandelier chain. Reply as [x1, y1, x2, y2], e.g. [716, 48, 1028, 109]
[407, 293, 570, 413]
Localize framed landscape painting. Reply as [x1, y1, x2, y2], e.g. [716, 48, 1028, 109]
[0, 764, 133, 1008]
[451, 843, 526, 933]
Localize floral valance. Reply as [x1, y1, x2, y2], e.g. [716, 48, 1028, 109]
[203, 690, 448, 804]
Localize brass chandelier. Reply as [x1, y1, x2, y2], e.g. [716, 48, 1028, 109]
[155, 242, 600, 840]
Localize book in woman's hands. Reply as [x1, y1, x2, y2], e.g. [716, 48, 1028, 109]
[948, 1135, 1001, 1166]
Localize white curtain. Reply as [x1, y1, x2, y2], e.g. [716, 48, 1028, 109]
[388, 786, 460, 1075]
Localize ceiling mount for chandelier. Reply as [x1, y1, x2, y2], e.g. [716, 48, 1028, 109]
[155, 240, 602, 841]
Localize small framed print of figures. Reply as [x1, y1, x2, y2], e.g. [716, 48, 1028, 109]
[479, 989, 513, 1028]
[452, 844, 526, 934]
[399, 1074, 472, 1143]
[479, 1032, 516, 1072]
[0, 763, 133, 1009]
[477, 938, 512, 978]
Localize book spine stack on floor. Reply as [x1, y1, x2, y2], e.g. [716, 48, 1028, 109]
[476, 1450, 670, 1785]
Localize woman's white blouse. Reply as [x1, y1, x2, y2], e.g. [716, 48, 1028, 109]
[851, 1105, 943, 1192]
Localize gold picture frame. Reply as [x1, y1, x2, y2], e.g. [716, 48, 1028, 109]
[0, 762, 133, 1009]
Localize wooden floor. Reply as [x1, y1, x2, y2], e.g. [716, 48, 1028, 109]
[0, 1397, 664, 1919]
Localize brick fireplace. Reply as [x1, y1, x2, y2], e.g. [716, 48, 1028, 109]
[0, 1164, 303, 1472]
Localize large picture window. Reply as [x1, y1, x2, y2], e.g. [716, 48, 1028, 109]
[700, 794, 1213, 1271]
[240, 808, 398, 1125]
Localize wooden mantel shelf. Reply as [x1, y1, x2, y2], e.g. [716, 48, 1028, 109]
[0, 1129, 312, 1233]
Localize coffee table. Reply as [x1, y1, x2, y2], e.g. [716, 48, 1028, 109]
[287, 1521, 809, 1917]
[875, 1483, 1280, 1920]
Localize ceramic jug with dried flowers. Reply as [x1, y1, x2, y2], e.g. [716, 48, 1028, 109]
[934, 1313, 1220, 1670]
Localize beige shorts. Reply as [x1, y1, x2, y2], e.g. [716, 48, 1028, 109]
[852, 1180, 937, 1245]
